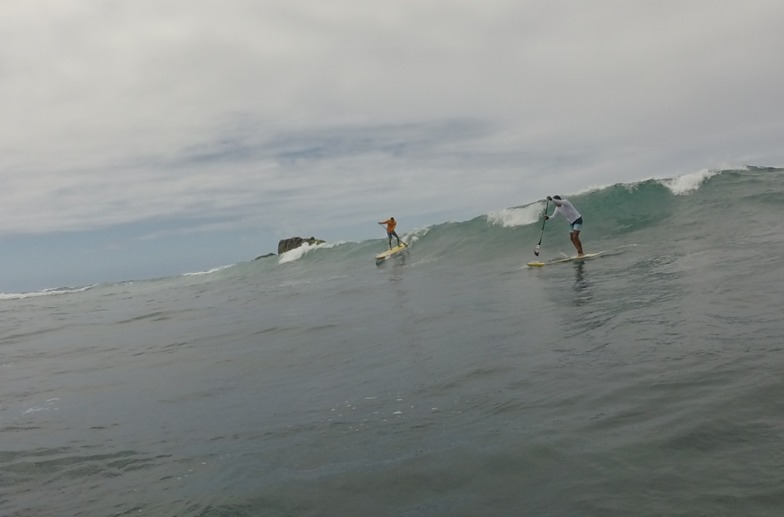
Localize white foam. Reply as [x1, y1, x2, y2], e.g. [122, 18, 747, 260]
[658, 168, 718, 195]
[400, 226, 429, 245]
[277, 241, 332, 264]
[487, 202, 546, 227]
[317, 240, 348, 249]
[182, 264, 235, 276]
[0, 285, 96, 300]
[21, 398, 59, 415]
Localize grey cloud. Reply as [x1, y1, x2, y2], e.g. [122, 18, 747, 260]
[1, 0, 783, 240]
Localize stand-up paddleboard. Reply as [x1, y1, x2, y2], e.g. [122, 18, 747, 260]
[527, 251, 604, 267]
[375, 243, 408, 265]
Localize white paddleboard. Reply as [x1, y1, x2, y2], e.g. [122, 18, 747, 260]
[527, 251, 604, 267]
[375, 243, 409, 264]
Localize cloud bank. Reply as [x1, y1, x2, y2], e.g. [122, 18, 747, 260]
[2, 0, 783, 243]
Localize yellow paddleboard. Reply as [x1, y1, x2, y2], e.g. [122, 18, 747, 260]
[527, 251, 604, 267]
[375, 243, 409, 264]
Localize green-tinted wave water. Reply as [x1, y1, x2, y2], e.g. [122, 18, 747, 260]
[4, 166, 777, 301]
[250, 166, 782, 277]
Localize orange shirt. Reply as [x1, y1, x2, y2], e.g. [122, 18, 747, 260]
[382, 219, 397, 232]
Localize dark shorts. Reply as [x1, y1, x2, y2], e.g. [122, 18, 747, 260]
[570, 217, 583, 231]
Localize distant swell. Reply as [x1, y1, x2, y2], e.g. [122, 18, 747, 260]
[1, 167, 780, 297]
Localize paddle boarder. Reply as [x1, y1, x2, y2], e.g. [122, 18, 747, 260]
[544, 196, 584, 257]
[378, 217, 402, 249]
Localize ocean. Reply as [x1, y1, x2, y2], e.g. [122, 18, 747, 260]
[2, 166, 783, 516]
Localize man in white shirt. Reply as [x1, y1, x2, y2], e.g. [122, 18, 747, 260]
[544, 195, 584, 256]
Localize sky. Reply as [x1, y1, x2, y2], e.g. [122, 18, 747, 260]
[2, 0, 783, 292]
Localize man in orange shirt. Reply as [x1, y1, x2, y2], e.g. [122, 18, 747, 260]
[378, 217, 402, 249]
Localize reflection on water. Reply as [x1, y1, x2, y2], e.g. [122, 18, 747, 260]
[572, 262, 592, 305]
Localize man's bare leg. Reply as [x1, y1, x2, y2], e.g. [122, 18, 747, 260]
[571, 231, 584, 256]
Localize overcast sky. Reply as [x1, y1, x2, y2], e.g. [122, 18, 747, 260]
[2, 0, 783, 291]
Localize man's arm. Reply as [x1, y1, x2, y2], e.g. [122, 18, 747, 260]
[546, 196, 563, 207]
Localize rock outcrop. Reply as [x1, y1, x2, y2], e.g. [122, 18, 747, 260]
[277, 236, 325, 255]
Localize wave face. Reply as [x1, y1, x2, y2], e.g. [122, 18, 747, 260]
[243, 166, 784, 273]
[2, 166, 781, 297]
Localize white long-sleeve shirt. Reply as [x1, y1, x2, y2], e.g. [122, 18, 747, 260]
[549, 198, 581, 224]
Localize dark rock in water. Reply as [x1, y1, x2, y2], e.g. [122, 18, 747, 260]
[254, 253, 276, 260]
[277, 236, 325, 254]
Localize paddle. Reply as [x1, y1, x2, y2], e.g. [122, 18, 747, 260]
[534, 199, 549, 256]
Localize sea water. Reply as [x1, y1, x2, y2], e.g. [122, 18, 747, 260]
[2, 167, 784, 516]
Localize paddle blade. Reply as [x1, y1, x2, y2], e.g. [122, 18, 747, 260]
[534, 244, 541, 256]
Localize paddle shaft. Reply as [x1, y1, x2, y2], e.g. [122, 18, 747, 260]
[534, 200, 549, 255]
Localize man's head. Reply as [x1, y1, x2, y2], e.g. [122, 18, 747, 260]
[553, 195, 562, 200]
